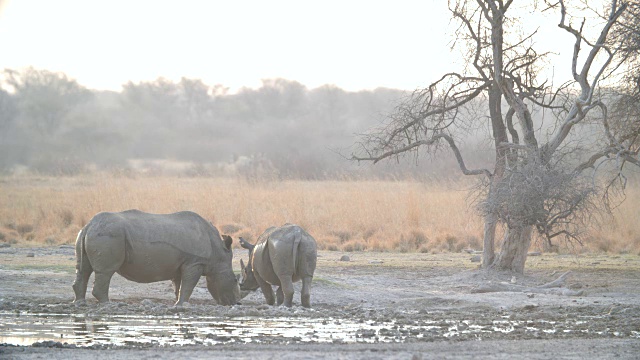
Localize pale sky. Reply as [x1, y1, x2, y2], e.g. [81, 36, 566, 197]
[0, 0, 586, 93]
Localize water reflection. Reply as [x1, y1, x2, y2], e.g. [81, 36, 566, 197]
[0, 311, 637, 347]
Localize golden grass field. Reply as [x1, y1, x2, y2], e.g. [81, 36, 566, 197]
[0, 174, 638, 254]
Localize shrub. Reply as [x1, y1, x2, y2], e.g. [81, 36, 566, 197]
[221, 223, 243, 234]
[17, 224, 34, 235]
[331, 230, 353, 243]
[342, 240, 366, 252]
[58, 209, 74, 228]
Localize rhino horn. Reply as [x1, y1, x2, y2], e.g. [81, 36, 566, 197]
[240, 258, 246, 270]
[239, 237, 255, 251]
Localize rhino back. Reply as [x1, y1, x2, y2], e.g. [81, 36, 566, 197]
[129, 210, 216, 257]
[90, 210, 216, 259]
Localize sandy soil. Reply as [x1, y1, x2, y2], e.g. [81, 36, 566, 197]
[1, 245, 639, 359]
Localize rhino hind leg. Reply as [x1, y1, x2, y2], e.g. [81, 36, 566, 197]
[301, 276, 312, 308]
[72, 227, 92, 303]
[92, 271, 115, 303]
[72, 261, 93, 303]
[254, 272, 275, 305]
[279, 277, 295, 307]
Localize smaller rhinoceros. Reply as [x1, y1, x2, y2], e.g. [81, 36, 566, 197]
[239, 224, 317, 308]
[72, 210, 240, 306]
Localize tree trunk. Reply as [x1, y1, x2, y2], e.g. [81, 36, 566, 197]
[482, 213, 497, 268]
[491, 225, 533, 273]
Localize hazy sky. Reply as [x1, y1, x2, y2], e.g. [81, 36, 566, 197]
[0, 0, 586, 93]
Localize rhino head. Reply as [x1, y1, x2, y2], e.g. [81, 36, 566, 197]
[239, 237, 260, 291]
[205, 234, 242, 305]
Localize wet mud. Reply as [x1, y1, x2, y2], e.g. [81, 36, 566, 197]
[1, 247, 640, 359]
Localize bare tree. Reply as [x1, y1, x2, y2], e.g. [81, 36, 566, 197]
[609, 1, 640, 172]
[352, 0, 639, 273]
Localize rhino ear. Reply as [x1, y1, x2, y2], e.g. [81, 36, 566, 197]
[239, 237, 255, 251]
[222, 235, 233, 250]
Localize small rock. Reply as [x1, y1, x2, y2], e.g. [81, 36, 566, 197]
[0, 243, 10, 248]
[339, 255, 350, 262]
[511, 276, 517, 284]
[26, 253, 35, 257]
[470, 255, 481, 263]
[369, 260, 383, 264]
[528, 252, 542, 256]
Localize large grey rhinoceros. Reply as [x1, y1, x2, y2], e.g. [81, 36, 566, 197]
[72, 209, 241, 306]
[239, 224, 317, 308]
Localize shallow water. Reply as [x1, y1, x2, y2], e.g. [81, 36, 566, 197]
[0, 312, 637, 347]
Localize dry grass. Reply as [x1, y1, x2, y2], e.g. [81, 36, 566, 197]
[0, 174, 638, 254]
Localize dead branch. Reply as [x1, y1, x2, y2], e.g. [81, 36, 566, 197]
[537, 270, 572, 288]
[352, 133, 493, 178]
[471, 271, 584, 296]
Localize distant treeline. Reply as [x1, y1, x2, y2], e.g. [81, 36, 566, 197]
[0, 67, 492, 179]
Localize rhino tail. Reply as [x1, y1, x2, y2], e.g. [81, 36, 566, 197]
[292, 228, 302, 274]
[123, 227, 134, 264]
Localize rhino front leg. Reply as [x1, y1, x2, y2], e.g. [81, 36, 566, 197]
[172, 270, 182, 301]
[276, 287, 284, 306]
[92, 271, 115, 303]
[175, 264, 203, 306]
[301, 276, 312, 308]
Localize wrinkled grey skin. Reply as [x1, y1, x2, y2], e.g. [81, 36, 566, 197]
[72, 210, 241, 306]
[239, 224, 317, 308]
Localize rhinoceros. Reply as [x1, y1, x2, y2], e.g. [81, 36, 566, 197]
[239, 224, 317, 308]
[72, 210, 241, 306]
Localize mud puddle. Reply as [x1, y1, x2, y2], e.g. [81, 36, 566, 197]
[1, 311, 638, 347]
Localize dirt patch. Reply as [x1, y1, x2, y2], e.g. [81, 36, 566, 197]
[1, 246, 640, 359]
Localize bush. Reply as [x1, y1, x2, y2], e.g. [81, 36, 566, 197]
[331, 230, 353, 243]
[58, 209, 74, 228]
[342, 240, 366, 252]
[16, 224, 34, 235]
[221, 223, 243, 234]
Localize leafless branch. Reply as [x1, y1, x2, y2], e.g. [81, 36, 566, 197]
[352, 133, 493, 178]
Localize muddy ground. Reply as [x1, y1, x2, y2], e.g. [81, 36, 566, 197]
[1, 245, 639, 359]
